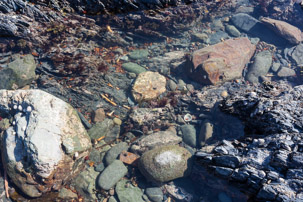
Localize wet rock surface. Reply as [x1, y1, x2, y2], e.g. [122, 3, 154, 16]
[1, 0, 303, 201]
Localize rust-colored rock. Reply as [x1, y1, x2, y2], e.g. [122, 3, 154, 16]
[186, 37, 256, 85]
[261, 17, 302, 45]
[119, 151, 140, 166]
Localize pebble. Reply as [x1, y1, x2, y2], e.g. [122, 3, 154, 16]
[277, 67, 296, 77]
[104, 142, 129, 166]
[145, 187, 164, 202]
[180, 124, 197, 148]
[113, 117, 122, 125]
[271, 62, 281, 72]
[221, 90, 228, 98]
[115, 179, 145, 202]
[92, 108, 106, 123]
[128, 49, 149, 60]
[122, 62, 147, 74]
[225, 25, 241, 37]
[97, 160, 128, 190]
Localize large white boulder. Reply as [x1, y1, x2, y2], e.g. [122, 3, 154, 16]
[0, 90, 91, 197]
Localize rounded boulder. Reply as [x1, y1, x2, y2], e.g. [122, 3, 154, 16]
[138, 145, 193, 183]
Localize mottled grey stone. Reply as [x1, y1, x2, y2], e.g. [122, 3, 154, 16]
[97, 160, 128, 190]
[145, 187, 163, 202]
[104, 142, 129, 166]
[116, 179, 145, 202]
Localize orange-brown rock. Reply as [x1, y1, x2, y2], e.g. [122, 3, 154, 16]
[261, 17, 302, 45]
[186, 37, 256, 85]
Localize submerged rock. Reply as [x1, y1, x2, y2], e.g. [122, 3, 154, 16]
[115, 179, 145, 202]
[0, 90, 91, 198]
[97, 160, 128, 190]
[0, 54, 37, 90]
[186, 37, 255, 85]
[261, 17, 302, 45]
[132, 71, 166, 102]
[139, 145, 193, 182]
[246, 50, 272, 83]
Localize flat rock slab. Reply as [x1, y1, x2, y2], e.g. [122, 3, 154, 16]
[132, 71, 166, 101]
[261, 17, 302, 45]
[139, 145, 193, 182]
[0, 90, 91, 198]
[97, 160, 128, 190]
[186, 37, 256, 85]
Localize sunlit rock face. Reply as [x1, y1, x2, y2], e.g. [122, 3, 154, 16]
[186, 37, 256, 85]
[0, 89, 91, 198]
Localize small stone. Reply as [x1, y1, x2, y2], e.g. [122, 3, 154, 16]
[221, 90, 228, 98]
[211, 19, 224, 31]
[129, 49, 149, 60]
[116, 179, 145, 202]
[271, 62, 281, 72]
[225, 25, 241, 37]
[180, 124, 197, 148]
[139, 145, 193, 182]
[167, 80, 177, 91]
[277, 67, 296, 77]
[92, 108, 106, 123]
[104, 142, 129, 166]
[122, 62, 147, 74]
[58, 188, 78, 200]
[113, 118, 122, 125]
[97, 160, 128, 190]
[119, 151, 140, 165]
[198, 120, 214, 147]
[191, 33, 209, 43]
[94, 163, 105, 172]
[109, 189, 115, 196]
[132, 71, 166, 102]
[145, 187, 163, 202]
[108, 196, 118, 202]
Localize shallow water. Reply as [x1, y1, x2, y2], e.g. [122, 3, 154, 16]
[1, 0, 303, 201]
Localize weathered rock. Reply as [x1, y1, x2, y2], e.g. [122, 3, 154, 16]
[225, 25, 241, 37]
[131, 127, 181, 154]
[277, 67, 296, 77]
[122, 62, 147, 74]
[128, 49, 149, 60]
[0, 90, 91, 198]
[104, 142, 129, 166]
[246, 50, 272, 83]
[97, 160, 128, 190]
[180, 124, 197, 148]
[139, 145, 193, 182]
[115, 179, 145, 202]
[186, 37, 255, 85]
[261, 17, 302, 45]
[290, 43, 303, 65]
[58, 188, 78, 200]
[72, 167, 99, 201]
[191, 33, 209, 43]
[198, 120, 214, 147]
[0, 54, 36, 90]
[88, 118, 120, 143]
[209, 31, 229, 45]
[132, 71, 166, 101]
[92, 108, 106, 123]
[145, 187, 163, 202]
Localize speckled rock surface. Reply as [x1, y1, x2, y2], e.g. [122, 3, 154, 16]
[132, 71, 166, 102]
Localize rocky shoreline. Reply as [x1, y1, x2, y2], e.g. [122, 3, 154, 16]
[1, 0, 303, 202]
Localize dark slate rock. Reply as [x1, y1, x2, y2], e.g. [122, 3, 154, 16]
[213, 166, 233, 178]
[257, 184, 277, 200]
[231, 169, 249, 182]
[267, 171, 280, 181]
[290, 152, 303, 168]
[286, 169, 303, 180]
[213, 155, 241, 168]
[245, 148, 271, 169]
